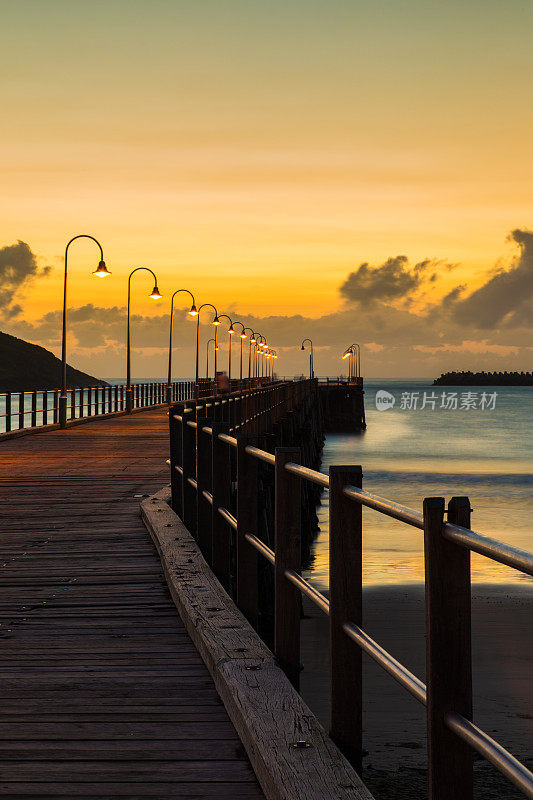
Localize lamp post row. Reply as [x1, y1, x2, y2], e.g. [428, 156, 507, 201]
[59, 235, 357, 428]
[58, 235, 283, 427]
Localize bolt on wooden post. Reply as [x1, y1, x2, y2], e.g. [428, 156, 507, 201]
[211, 421, 232, 589]
[329, 465, 363, 773]
[236, 434, 259, 626]
[274, 447, 301, 689]
[424, 496, 473, 800]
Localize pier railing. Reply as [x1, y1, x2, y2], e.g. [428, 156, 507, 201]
[168, 387, 533, 800]
[0, 381, 194, 434]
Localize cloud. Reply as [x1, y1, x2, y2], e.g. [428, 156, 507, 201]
[3, 231, 532, 379]
[0, 241, 51, 319]
[8, 301, 203, 350]
[339, 255, 445, 306]
[448, 229, 533, 328]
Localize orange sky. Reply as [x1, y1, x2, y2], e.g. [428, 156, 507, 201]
[1, 1, 532, 377]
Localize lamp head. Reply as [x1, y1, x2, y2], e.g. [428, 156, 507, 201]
[188, 303, 198, 316]
[301, 344, 305, 351]
[250, 336, 256, 343]
[150, 285, 162, 300]
[229, 325, 234, 335]
[213, 315, 220, 326]
[240, 331, 247, 339]
[92, 260, 111, 278]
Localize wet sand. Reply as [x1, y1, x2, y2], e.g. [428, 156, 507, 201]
[300, 583, 532, 799]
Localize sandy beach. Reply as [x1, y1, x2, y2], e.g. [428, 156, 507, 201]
[300, 583, 532, 799]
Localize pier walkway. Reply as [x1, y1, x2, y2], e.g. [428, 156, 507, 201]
[0, 409, 264, 798]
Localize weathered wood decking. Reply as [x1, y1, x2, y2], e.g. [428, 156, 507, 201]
[0, 410, 264, 798]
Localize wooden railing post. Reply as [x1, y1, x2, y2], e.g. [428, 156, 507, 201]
[181, 401, 197, 536]
[274, 446, 301, 689]
[196, 413, 212, 561]
[169, 403, 183, 516]
[19, 392, 24, 429]
[5, 393, 12, 432]
[329, 465, 363, 772]
[424, 496, 473, 800]
[211, 421, 232, 589]
[236, 434, 259, 626]
[53, 389, 59, 424]
[30, 391, 37, 428]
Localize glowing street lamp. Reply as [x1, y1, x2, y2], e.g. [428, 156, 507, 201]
[166, 289, 197, 404]
[344, 343, 360, 379]
[301, 338, 314, 379]
[254, 334, 266, 380]
[195, 303, 219, 396]
[59, 235, 110, 428]
[233, 322, 247, 384]
[126, 268, 162, 413]
[244, 329, 256, 380]
[218, 314, 235, 383]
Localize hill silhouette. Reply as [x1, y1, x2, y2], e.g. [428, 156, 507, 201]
[0, 330, 108, 392]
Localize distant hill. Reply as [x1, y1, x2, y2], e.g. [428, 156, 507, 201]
[0, 330, 109, 392]
[433, 370, 533, 386]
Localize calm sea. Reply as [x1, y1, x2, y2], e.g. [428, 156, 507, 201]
[305, 380, 532, 588]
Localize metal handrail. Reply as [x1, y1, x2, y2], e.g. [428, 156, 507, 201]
[2, 381, 195, 434]
[168, 378, 533, 798]
[343, 484, 424, 529]
[343, 622, 427, 706]
[285, 462, 329, 488]
[284, 569, 330, 615]
[443, 522, 533, 576]
[245, 533, 275, 565]
[218, 433, 238, 448]
[240, 449, 533, 575]
[244, 444, 276, 465]
[445, 714, 533, 798]
[218, 507, 237, 529]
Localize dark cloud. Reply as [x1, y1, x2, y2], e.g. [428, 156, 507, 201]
[339, 256, 446, 306]
[9, 302, 203, 350]
[3, 231, 532, 379]
[449, 229, 533, 328]
[0, 241, 51, 318]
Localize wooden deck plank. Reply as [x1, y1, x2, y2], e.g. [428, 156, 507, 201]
[0, 410, 265, 798]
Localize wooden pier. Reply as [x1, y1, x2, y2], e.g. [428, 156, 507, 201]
[0, 380, 531, 800]
[0, 410, 264, 798]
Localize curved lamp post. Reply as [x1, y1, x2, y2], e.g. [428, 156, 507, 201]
[351, 343, 361, 378]
[167, 289, 197, 404]
[206, 337, 218, 379]
[259, 336, 268, 379]
[126, 268, 162, 414]
[218, 314, 234, 383]
[344, 343, 360, 379]
[268, 349, 278, 381]
[301, 338, 314, 379]
[233, 322, 247, 385]
[254, 334, 265, 380]
[195, 303, 220, 396]
[59, 235, 110, 428]
[244, 329, 256, 380]
[342, 346, 354, 379]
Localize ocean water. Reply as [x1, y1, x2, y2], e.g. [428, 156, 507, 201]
[305, 380, 532, 588]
